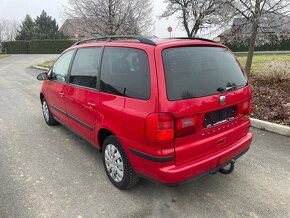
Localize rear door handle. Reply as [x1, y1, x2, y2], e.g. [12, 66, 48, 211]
[59, 91, 64, 97]
[87, 102, 96, 108]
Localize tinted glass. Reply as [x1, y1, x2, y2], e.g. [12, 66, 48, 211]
[100, 47, 150, 100]
[70, 47, 102, 89]
[162, 47, 248, 100]
[51, 50, 74, 82]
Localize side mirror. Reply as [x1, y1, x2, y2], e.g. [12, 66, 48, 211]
[37, 72, 48, 81]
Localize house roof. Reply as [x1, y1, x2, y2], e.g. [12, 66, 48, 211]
[59, 18, 91, 39]
[233, 12, 290, 33]
[218, 12, 290, 37]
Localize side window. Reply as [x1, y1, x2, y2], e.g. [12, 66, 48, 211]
[100, 47, 150, 100]
[69, 47, 102, 89]
[51, 50, 74, 82]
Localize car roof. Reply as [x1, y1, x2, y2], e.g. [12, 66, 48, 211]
[151, 38, 220, 47]
[71, 36, 221, 49]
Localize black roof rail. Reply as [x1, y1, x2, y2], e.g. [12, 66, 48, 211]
[168, 37, 217, 43]
[74, 35, 156, 46]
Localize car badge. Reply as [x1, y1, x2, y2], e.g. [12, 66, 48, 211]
[220, 96, 226, 105]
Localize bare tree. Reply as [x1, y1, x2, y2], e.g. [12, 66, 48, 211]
[160, 0, 232, 37]
[224, 0, 290, 76]
[7, 20, 19, 41]
[63, 0, 153, 36]
[0, 19, 19, 42]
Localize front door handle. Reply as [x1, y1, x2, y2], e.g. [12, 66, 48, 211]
[59, 91, 64, 97]
[87, 102, 96, 108]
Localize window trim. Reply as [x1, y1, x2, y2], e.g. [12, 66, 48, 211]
[66, 46, 105, 91]
[99, 46, 151, 100]
[48, 49, 76, 84]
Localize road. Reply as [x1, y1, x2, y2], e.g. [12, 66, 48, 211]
[0, 55, 289, 218]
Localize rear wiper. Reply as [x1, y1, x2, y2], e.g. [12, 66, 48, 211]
[225, 86, 237, 92]
[217, 87, 226, 92]
[217, 84, 245, 93]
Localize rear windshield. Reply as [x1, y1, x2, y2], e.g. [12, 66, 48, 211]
[162, 46, 248, 100]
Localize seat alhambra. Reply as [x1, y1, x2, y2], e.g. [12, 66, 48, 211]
[37, 36, 253, 189]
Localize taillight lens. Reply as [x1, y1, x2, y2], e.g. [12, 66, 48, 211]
[145, 113, 174, 140]
[175, 114, 198, 138]
[241, 99, 252, 115]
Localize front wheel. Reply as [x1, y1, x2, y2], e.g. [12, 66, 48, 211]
[102, 135, 139, 189]
[41, 98, 58, 126]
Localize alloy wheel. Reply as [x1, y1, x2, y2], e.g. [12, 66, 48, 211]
[42, 101, 49, 122]
[104, 144, 124, 182]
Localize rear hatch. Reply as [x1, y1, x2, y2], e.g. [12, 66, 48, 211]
[161, 46, 252, 165]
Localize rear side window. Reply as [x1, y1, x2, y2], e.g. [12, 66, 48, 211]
[69, 47, 102, 89]
[100, 47, 150, 100]
[162, 47, 248, 100]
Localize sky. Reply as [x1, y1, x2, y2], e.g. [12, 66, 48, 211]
[0, 0, 187, 38]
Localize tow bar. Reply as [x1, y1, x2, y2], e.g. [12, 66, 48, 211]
[218, 159, 235, 174]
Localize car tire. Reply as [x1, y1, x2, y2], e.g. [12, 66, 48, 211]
[102, 135, 140, 189]
[41, 98, 58, 126]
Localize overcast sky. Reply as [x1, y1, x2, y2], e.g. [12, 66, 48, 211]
[0, 0, 187, 37]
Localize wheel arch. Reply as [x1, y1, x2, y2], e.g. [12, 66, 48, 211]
[40, 93, 45, 102]
[98, 128, 116, 151]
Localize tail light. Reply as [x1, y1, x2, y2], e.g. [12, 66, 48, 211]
[175, 115, 198, 137]
[241, 99, 252, 115]
[145, 113, 174, 140]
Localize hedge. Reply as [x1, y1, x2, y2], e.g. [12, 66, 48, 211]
[1, 40, 76, 54]
[224, 38, 290, 52]
[1, 41, 29, 54]
[3, 38, 290, 54]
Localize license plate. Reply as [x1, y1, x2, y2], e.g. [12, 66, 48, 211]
[204, 106, 235, 128]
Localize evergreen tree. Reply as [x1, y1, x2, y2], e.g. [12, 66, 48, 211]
[33, 10, 65, 39]
[15, 15, 34, 40]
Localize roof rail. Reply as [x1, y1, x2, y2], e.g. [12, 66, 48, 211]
[168, 37, 217, 43]
[74, 35, 156, 46]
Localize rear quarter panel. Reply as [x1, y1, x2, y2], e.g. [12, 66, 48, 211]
[95, 43, 163, 153]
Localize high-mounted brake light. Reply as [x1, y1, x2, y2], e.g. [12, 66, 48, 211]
[145, 113, 174, 140]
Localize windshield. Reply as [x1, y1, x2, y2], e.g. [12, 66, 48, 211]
[162, 46, 248, 100]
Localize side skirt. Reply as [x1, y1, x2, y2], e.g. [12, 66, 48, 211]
[52, 115, 101, 152]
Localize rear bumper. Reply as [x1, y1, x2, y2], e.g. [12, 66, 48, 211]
[127, 132, 252, 184]
[172, 147, 249, 186]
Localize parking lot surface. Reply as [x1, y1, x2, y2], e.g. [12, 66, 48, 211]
[0, 55, 289, 218]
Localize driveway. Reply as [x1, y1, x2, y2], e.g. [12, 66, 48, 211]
[0, 55, 289, 218]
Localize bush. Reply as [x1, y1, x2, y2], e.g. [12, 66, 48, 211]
[1, 39, 76, 54]
[255, 61, 290, 81]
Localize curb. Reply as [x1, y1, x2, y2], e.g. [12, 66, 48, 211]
[32, 65, 49, 71]
[250, 118, 290, 137]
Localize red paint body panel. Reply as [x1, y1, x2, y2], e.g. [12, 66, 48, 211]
[126, 132, 252, 184]
[40, 38, 253, 185]
[45, 80, 68, 123]
[63, 85, 98, 144]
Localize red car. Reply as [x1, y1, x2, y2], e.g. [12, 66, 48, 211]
[37, 36, 253, 189]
